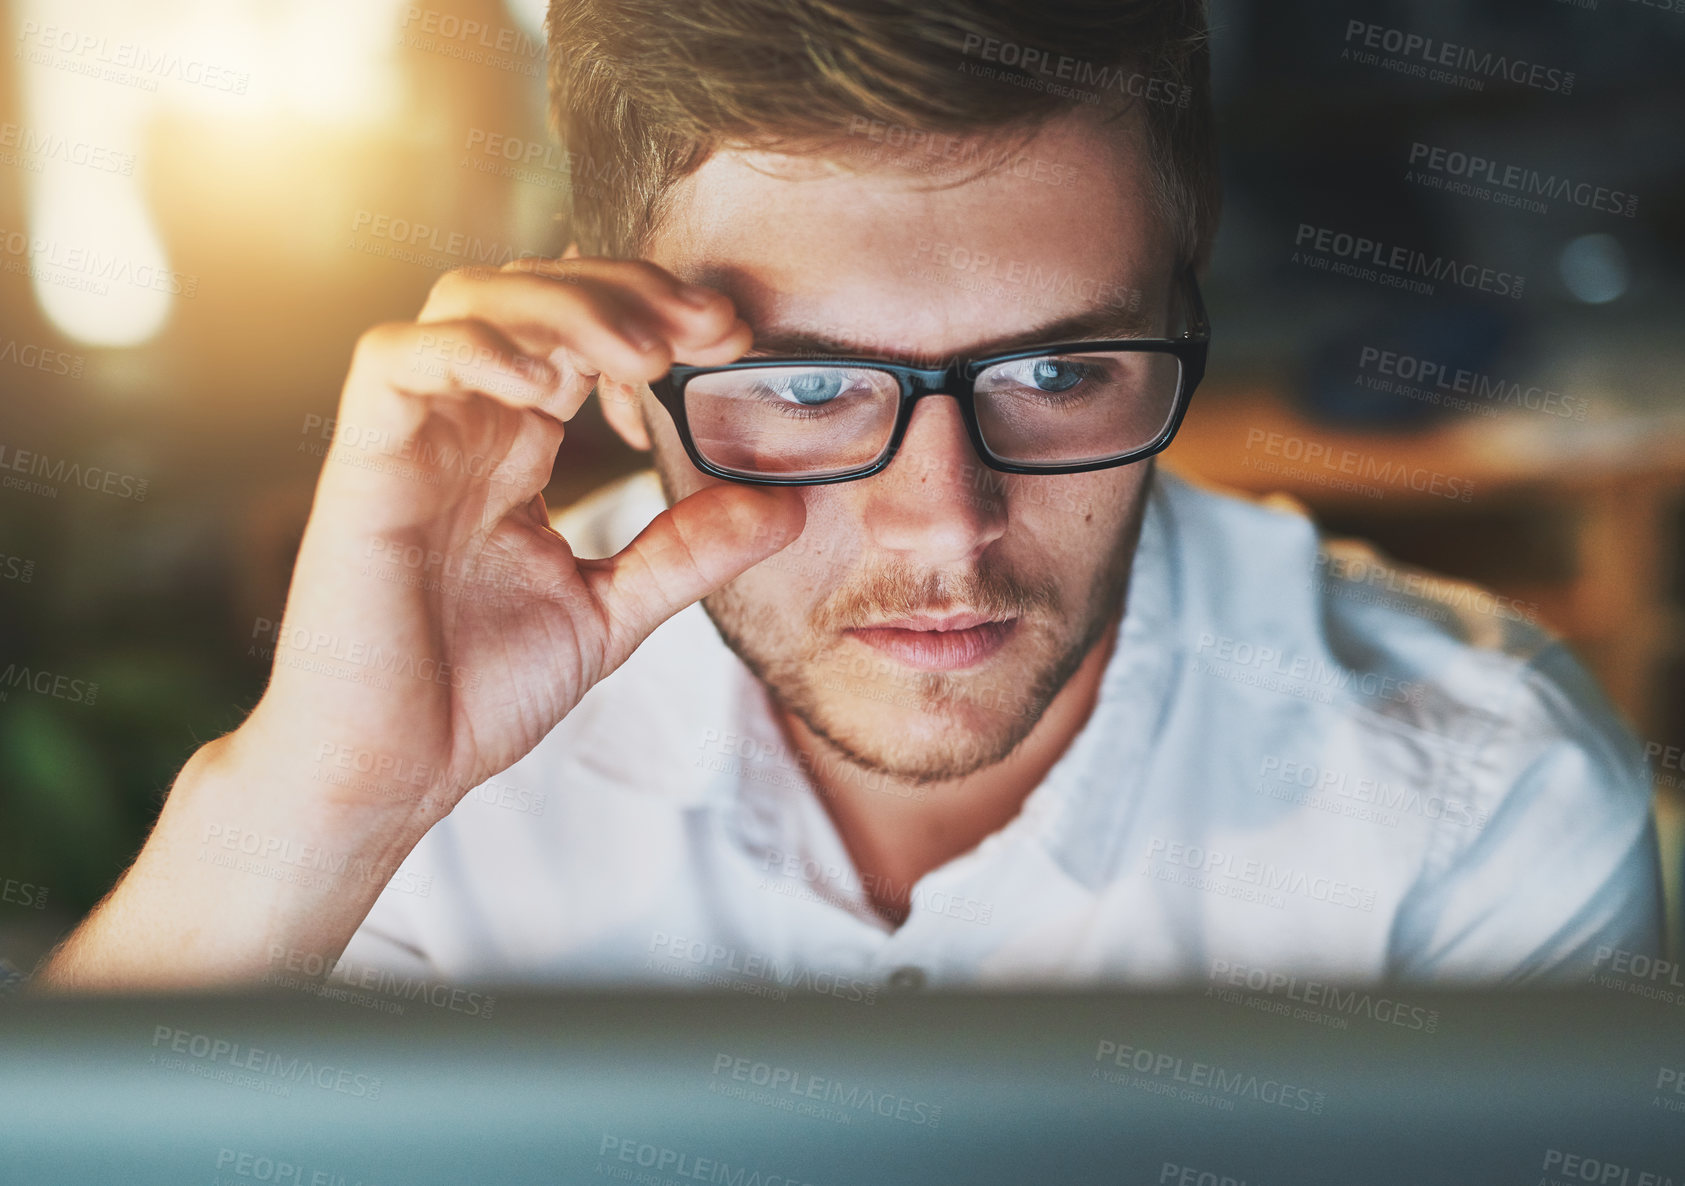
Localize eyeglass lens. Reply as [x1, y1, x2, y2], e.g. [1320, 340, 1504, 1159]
[681, 350, 1185, 478]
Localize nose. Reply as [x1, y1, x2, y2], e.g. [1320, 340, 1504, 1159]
[859, 395, 1008, 563]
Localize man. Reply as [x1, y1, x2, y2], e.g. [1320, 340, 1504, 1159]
[36, 0, 1660, 993]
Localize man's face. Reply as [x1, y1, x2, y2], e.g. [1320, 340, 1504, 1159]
[607, 107, 1174, 783]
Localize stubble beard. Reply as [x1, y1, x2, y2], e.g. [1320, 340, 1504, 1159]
[700, 501, 1144, 786]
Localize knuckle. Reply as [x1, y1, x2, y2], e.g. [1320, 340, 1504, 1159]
[421, 266, 496, 314]
[617, 259, 672, 287]
[438, 265, 499, 292]
[354, 321, 413, 361]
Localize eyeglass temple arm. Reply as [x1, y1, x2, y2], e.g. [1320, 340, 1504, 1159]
[1181, 264, 1211, 341]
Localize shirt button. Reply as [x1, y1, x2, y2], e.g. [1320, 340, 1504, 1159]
[885, 965, 926, 992]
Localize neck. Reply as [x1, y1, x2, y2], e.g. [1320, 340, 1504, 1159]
[776, 612, 1120, 928]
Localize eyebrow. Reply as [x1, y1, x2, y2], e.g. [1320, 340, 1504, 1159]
[743, 302, 1164, 365]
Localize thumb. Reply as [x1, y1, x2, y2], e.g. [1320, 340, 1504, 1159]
[585, 484, 805, 665]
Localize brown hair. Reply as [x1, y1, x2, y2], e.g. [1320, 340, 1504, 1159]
[545, 0, 1220, 270]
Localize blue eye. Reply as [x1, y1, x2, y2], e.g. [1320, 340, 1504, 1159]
[1029, 359, 1086, 393]
[779, 371, 845, 405]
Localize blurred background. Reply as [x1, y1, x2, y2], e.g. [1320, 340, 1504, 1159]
[0, 0, 1681, 974]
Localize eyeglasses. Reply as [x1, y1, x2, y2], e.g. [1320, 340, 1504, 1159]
[647, 266, 1209, 486]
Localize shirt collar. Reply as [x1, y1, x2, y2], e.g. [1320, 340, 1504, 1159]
[714, 467, 1183, 894]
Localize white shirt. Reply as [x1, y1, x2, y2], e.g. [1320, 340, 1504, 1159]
[340, 466, 1663, 995]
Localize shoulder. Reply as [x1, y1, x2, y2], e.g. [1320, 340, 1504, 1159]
[1157, 465, 1652, 868]
[1158, 467, 1621, 731]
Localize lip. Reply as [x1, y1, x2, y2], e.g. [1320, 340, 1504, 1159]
[856, 612, 998, 633]
[844, 617, 1018, 672]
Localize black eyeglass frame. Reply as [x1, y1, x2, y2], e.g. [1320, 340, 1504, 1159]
[646, 266, 1210, 486]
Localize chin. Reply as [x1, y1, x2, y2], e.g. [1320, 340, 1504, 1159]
[793, 665, 1044, 783]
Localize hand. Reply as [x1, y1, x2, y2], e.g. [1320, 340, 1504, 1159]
[244, 255, 803, 829]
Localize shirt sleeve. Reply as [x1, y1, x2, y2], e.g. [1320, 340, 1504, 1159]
[1387, 643, 1666, 985]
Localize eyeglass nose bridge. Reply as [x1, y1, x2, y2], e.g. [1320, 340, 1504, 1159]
[897, 364, 977, 403]
[875, 364, 995, 473]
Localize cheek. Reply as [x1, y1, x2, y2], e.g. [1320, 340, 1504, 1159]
[743, 495, 854, 601]
[1009, 469, 1138, 552]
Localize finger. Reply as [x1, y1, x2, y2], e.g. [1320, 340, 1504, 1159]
[327, 321, 566, 520]
[421, 264, 750, 381]
[350, 319, 560, 414]
[419, 268, 683, 384]
[582, 485, 805, 666]
[503, 256, 751, 361]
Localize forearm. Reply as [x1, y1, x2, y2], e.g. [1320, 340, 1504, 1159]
[31, 728, 434, 992]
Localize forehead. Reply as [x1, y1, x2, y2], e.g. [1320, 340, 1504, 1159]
[642, 106, 1174, 362]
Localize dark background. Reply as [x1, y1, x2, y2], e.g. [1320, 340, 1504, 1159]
[1, 0, 1682, 972]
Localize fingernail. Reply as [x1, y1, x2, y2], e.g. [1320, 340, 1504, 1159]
[675, 283, 716, 308]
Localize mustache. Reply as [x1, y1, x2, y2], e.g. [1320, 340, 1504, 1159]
[812, 557, 1061, 635]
